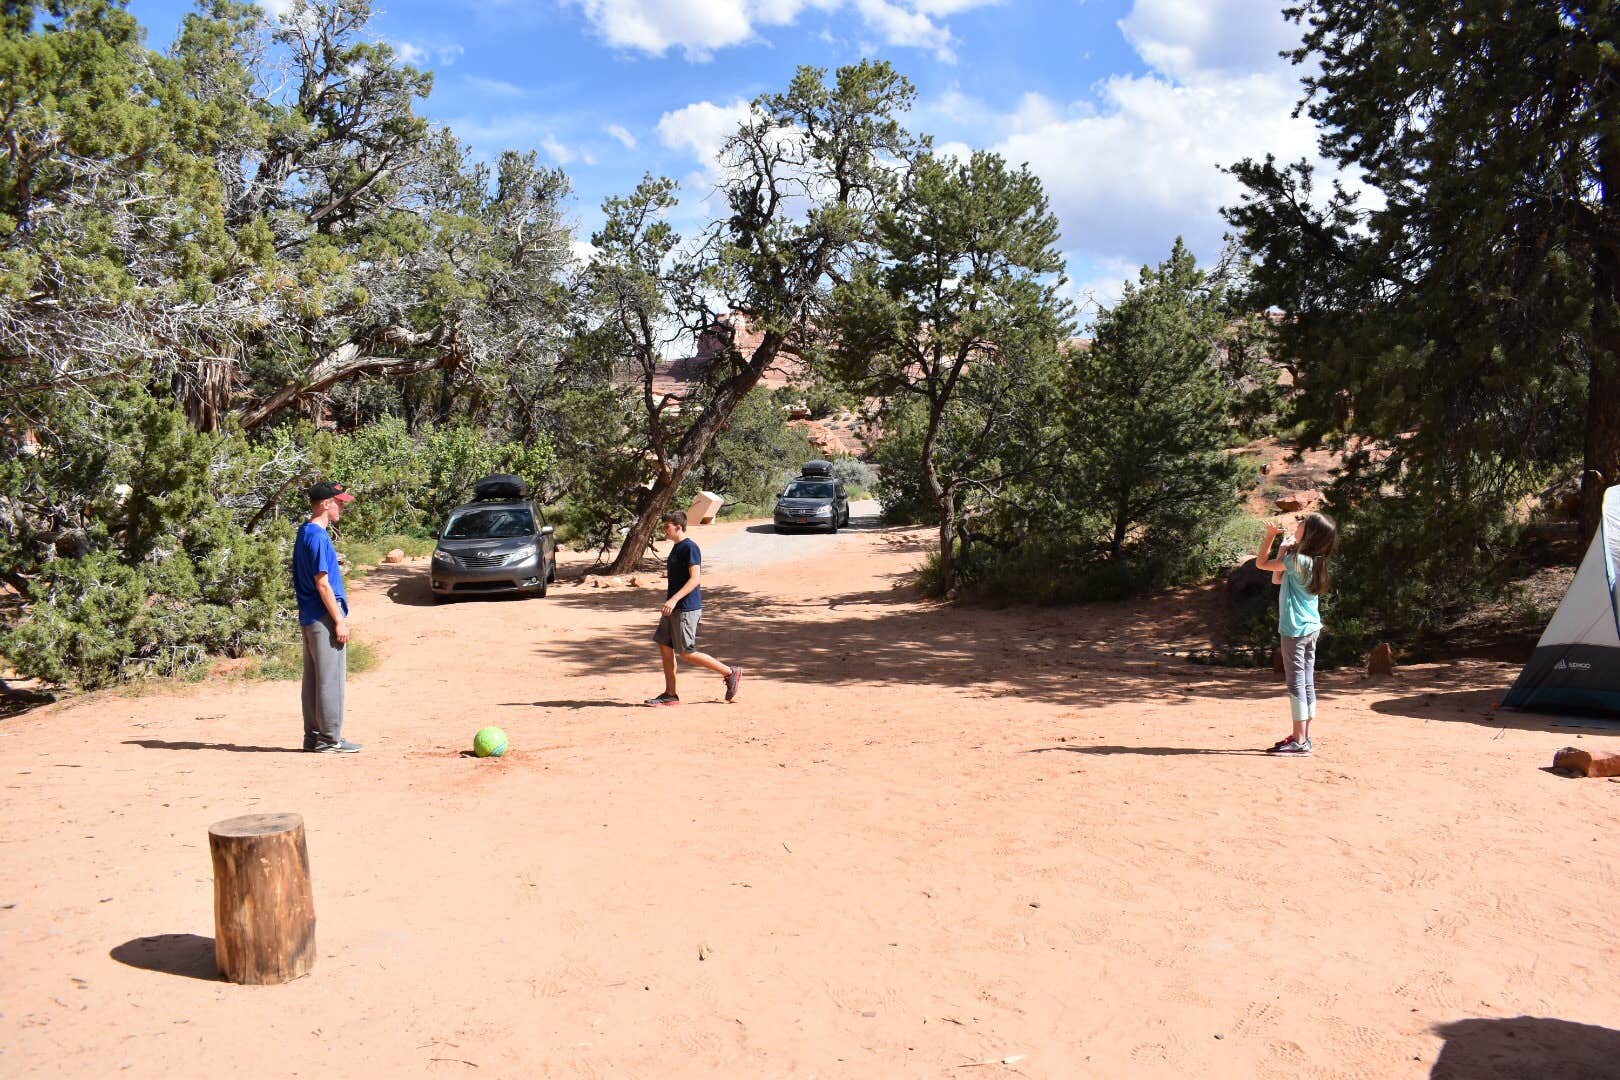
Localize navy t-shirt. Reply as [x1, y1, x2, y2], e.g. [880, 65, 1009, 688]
[292, 522, 348, 626]
[666, 538, 701, 611]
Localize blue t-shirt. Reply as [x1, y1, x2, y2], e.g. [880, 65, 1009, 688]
[1278, 552, 1321, 638]
[666, 537, 701, 612]
[292, 522, 348, 626]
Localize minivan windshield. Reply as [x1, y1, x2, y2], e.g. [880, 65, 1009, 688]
[444, 506, 535, 540]
[782, 481, 835, 499]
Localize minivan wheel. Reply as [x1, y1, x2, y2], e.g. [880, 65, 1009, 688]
[534, 564, 549, 598]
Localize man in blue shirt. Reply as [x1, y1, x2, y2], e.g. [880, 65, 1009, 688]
[293, 481, 361, 752]
[645, 510, 742, 706]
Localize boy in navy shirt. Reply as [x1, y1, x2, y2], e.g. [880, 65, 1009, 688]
[293, 481, 361, 752]
[646, 510, 742, 706]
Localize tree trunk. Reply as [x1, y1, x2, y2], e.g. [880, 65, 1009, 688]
[1584, 123, 1620, 544]
[921, 396, 953, 592]
[208, 812, 316, 985]
[1109, 494, 1130, 559]
[604, 333, 785, 575]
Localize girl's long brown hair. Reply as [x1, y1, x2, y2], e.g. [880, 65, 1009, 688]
[1297, 512, 1337, 595]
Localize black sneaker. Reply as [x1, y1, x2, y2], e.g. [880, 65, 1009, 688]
[307, 740, 363, 753]
[725, 665, 743, 703]
[644, 693, 681, 707]
[1267, 737, 1311, 756]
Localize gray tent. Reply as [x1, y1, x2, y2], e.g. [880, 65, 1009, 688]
[1504, 484, 1620, 717]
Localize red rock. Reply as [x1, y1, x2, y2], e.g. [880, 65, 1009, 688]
[1275, 489, 1324, 513]
[383, 548, 405, 564]
[1552, 747, 1620, 777]
[1366, 643, 1395, 677]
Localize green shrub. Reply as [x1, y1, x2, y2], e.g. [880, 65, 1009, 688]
[256, 636, 378, 680]
[686, 388, 817, 512]
[870, 398, 936, 525]
[311, 418, 557, 540]
[338, 533, 436, 577]
[830, 455, 876, 497]
[0, 388, 295, 687]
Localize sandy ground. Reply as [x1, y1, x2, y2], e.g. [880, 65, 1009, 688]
[4, 511, 1620, 1079]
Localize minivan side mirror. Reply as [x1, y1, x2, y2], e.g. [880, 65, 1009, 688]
[540, 525, 555, 536]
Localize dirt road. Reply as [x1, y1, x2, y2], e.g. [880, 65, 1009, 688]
[4, 514, 1618, 1078]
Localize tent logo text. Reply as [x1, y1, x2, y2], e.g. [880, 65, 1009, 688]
[1554, 659, 1592, 672]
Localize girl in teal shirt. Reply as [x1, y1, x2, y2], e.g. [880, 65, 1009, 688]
[1256, 512, 1338, 756]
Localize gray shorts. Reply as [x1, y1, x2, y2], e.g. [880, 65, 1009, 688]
[654, 609, 702, 653]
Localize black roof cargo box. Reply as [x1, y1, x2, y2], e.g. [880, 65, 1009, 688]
[801, 460, 833, 477]
[472, 474, 529, 500]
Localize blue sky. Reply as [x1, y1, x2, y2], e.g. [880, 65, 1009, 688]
[132, 0, 1329, 313]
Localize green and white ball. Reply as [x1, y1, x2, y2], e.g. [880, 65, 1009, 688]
[473, 726, 509, 758]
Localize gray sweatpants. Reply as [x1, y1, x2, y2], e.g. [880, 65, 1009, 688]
[1280, 631, 1320, 724]
[301, 617, 347, 748]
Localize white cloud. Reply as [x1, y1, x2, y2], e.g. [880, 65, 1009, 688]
[389, 39, 465, 68]
[1063, 254, 1139, 326]
[570, 239, 599, 266]
[656, 99, 755, 165]
[563, 0, 989, 61]
[540, 135, 577, 164]
[851, 0, 955, 61]
[392, 40, 430, 65]
[448, 112, 584, 166]
[996, 72, 1324, 265]
[1119, 0, 1302, 82]
[605, 123, 638, 149]
[914, 0, 1001, 14]
[466, 76, 525, 97]
[905, 0, 1337, 287]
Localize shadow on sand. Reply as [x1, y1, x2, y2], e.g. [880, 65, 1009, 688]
[742, 508, 890, 537]
[123, 740, 303, 753]
[1431, 1016, 1620, 1079]
[499, 700, 647, 710]
[533, 579, 1315, 713]
[1031, 744, 1273, 757]
[1370, 688, 1620, 735]
[110, 934, 222, 981]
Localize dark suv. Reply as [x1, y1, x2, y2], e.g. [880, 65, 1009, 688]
[773, 460, 850, 533]
[429, 476, 556, 602]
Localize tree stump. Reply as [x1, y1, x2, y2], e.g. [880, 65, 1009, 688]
[208, 812, 316, 984]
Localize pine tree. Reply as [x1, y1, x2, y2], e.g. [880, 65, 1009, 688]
[828, 150, 1072, 592]
[1226, 0, 1614, 546]
[1065, 240, 1244, 563]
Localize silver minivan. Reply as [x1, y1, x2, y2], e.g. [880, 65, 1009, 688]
[429, 477, 556, 602]
[772, 460, 850, 533]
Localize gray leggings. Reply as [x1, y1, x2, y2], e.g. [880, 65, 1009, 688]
[1280, 632, 1319, 723]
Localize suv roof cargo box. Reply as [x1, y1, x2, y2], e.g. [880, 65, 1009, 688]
[801, 460, 833, 477]
[472, 473, 529, 501]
